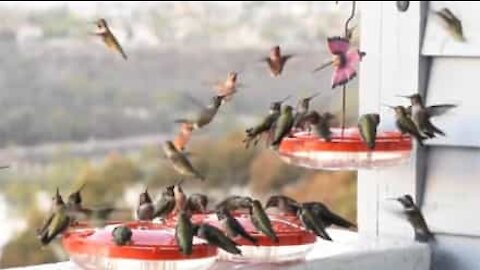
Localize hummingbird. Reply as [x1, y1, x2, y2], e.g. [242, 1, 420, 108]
[153, 185, 176, 219]
[162, 141, 205, 181]
[308, 111, 335, 142]
[261, 45, 294, 77]
[249, 200, 279, 243]
[186, 193, 209, 214]
[391, 194, 434, 243]
[387, 105, 427, 146]
[313, 37, 365, 89]
[243, 96, 290, 148]
[112, 225, 133, 246]
[176, 211, 194, 256]
[38, 188, 71, 246]
[434, 8, 466, 42]
[265, 195, 300, 214]
[93, 18, 128, 60]
[298, 204, 332, 241]
[271, 105, 295, 150]
[173, 123, 194, 152]
[302, 202, 356, 229]
[214, 72, 240, 102]
[215, 196, 253, 213]
[399, 94, 456, 138]
[358, 113, 380, 150]
[216, 207, 258, 245]
[293, 93, 321, 130]
[175, 95, 224, 130]
[72, 206, 119, 228]
[37, 188, 66, 239]
[193, 223, 242, 255]
[173, 181, 187, 215]
[66, 183, 86, 213]
[136, 187, 154, 221]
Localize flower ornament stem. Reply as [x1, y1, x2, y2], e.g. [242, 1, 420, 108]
[341, 1, 356, 137]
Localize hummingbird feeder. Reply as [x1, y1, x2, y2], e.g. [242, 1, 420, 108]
[62, 221, 218, 270]
[278, 1, 413, 170]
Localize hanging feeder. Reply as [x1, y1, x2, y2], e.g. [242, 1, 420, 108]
[62, 221, 218, 270]
[278, 128, 412, 170]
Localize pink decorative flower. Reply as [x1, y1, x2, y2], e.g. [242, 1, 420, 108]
[327, 37, 365, 89]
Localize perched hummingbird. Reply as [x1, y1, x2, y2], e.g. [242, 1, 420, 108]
[173, 123, 194, 152]
[293, 93, 321, 130]
[215, 196, 253, 213]
[261, 45, 294, 77]
[193, 223, 242, 255]
[303, 202, 356, 229]
[37, 188, 66, 239]
[400, 94, 456, 138]
[186, 193, 209, 214]
[271, 105, 295, 149]
[136, 187, 154, 221]
[176, 211, 194, 256]
[217, 207, 258, 245]
[112, 225, 133, 246]
[265, 195, 300, 215]
[175, 95, 224, 130]
[358, 113, 380, 150]
[391, 194, 434, 243]
[38, 188, 71, 246]
[308, 111, 335, 142]
[388, 105, 427, 146]
[173, 182, 187, 214]
[298, 204, 332, 241]
[249, 200, 279, 243]
[313, 37, 365, 89]
[214, 72, 240, 102]
[153, 185, 176, 219]
[93, 18, 128, 60]
[434, 8, 466, 42]
[162, 141, 205, 181]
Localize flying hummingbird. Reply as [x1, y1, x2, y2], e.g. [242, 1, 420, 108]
[112, 225, 133, 246]
[175, 95, 224, 130]
[162, 141, 205, 181]
[261, 45, 294, 77]
[271, 105, 295, 150]
[214, 72, 240, 102]
[249, 200, 279, 243]
[193, 223, 242, 255]
[434, 8, 466, 42]
[38, 188, 71, 246]
[176, 211, 194, 256]
[93, 18, 128, 60]
[313, 37, 365, 89]
[173, 123, 194, 152]
[215, 196, 253, 213]
[293, 93, 321, 130]
[302, 202, 357, 229]
[136, 187, 154, 221]
[72, 206, 119, 228]
[173, 181, 187, 215]
[399, 94, 456, 138]
[265, 195, 300, 215]
[66, 183, 86, 213]
[387, 105, 427, 146]
[217, 207, 258, 245]
[358, 113, 380, 150]
[390, 194, 434, 243]
[298, 204, 332, 241]
[186, 193, 209, 214]
[153, 185, 176, 219]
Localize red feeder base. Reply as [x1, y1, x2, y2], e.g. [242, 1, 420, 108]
[278, 128, 412, 170]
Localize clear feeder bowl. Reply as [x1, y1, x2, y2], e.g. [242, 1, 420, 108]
[62, 221, 218, 270]
[278, 128, 412, 170]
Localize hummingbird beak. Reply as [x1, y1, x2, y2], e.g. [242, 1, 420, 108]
[144, 186, 148, 194]
[306, 92, 321, 101]
[381, 103, 396, 109]
[386, 197, 399, 201]
[279, 95, 291, 103]
[396, 94, 413, 99]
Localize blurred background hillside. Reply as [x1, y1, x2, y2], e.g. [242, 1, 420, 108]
[0, 1, 359, 268]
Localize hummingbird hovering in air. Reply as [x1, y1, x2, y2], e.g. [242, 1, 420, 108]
[162, 141, 205, 181]
[173, 123, 194, 152]
[387, 105, 427, 146]
[175, 211, 194, 256]
[249, 200, 279, 243]
[261, 45, 294, 77]
[186, 193, 209, 214]
[175, 95, 224, 130]
[358, 113, 380, 150]
[271, 105, 295, 150]
[112, 225, 133, 246]
[217, 207, 258, 245]
[66, 183, 86, 213]
[93, 18, 128, 60]
[193, 223, 242, 255]
[214, 72, 240, 102]
[136, 187, 154, 221]
[390, 194, 434, 243]
[399, 93, 456, 138]
[434, 8, 466, 42]
[153, 185, 176, 220]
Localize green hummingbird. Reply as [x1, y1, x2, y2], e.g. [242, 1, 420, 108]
[175, 211, 194, 256]
[153, 185, 176, 219]
[265, 195, 300, 214]
[302, 202, 356, 229]
[186, 193, 209, 214]
[112, 225, 133, 246]
[215, 196, 253, 213]
[175, 95, 224, 130]
[216, 207, 258, 245]
[271, 105, 295, 150]
[387, 105, 427, 146]
[434, 8, 466, 42]
[298, 204, 332, 241]
[38, 188, 71, 246]
[93, 18, 128, 60]
[249, 200, 279, 243]
[358, 113, 380, 150]
[136, 187, 154, 221]
[293, 93, 321, 130]
[193, 223, 242, 255]
[162, 141, 205, 181]
[173, 181, 187, 214]
[390, 194, 434, 243]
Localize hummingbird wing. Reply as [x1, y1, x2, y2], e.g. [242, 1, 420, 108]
[426, 104, 457, 117]
[37, 213, 54, 236]
[312, 61, 333, 73]
[44, 210, 70, 245]
[102, 31, 127, 60]
[204, 225, 242, 255]
[322, 208, 357, 229]
[227, 216, 257, 245]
